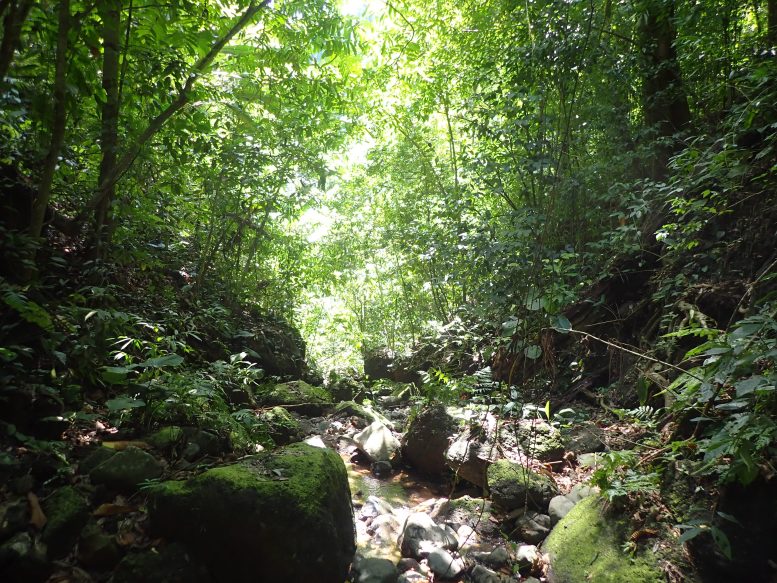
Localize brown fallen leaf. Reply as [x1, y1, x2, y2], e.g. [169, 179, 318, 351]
[101, 440, 150, 450]
[93, 502, 136, 517]
[27, 492, 47, 529]
[116, 531, 138, 547]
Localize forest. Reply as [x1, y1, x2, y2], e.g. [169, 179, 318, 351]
[0, 0, 776, 581]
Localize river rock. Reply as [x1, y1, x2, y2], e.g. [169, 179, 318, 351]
[255, 380, 333, 415]
[487, 460, 558, 512]
[471, 564, 502, 583]
[445, 413, 498, 488]
[515, 543, 540, 570]
[472, 545, 510, 568]
[351, 555, 399, 583]
[149, 443, 355, 582]
[514, 419, 565, 462]
[41, 486, 90, 558]
[0, 532, 51, 583]
[564, 423, 605, 454]
[548, 495, 576, 526]
[89, 446, 163, 492]
[354, 421, 401, 463]
[426, 547, 465, 579]
[77, 522, 120, 569]
[512, 510, 551, 544]
[398, 512, 458, 559]
[0, 498, 27, 540]
[542, 496, 663, 583]
[397, 571, 428, 583]
[402, 404, 458, 475]
[260, 406, 302, 445]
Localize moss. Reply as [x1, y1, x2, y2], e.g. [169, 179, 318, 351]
[542, 496, 663, 583]
[41, 486, 89, 558]
[487, 460, 558, 511]
[112, 543, 209, 583]
[256, 380, 332, 407]
[147, 426, 185, 450]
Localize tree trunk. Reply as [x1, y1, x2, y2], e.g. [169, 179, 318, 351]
[638, 0, 690, 178]
[769, 0, 777, 46]
[30, 0, 70, 240]
[94, 0, 121, 251]
[0, 0, 33, 82]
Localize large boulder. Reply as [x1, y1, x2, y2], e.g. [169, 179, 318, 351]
[255, 380, 333, 415]
[542, 496, 663, 583]
[445, 412, 499, 488]
[398, 512, 459, 559]
[487, 460, 558, 512]
[352, 421, 401, 463]
[230, 315, 308, 379]
[402, 404, 458, 475]
[89, 446, 163, 492]
[41, 486, 90, 558]
[149, 443, 355, 582]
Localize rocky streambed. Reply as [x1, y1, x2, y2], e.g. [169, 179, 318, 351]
[0, 378, 684, 583]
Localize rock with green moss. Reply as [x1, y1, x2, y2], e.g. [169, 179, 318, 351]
[77, 522, 120, 569]
[514, 420, 565, 462]
[89, 446, 163, 492]
[0, 532, 51, 583]
[487, 460, 558, 512]
[255, 380, 333, 414]
[79, 446, 116, 475]
[147, 426, 185, 451]
[402, 404, 459, 475]
[542, 496, 663, 583]
[148, 442, 355, 582]
[260, 406, 302, 445]
[112, 543, 210, 583]
[41, 486, 90, 558]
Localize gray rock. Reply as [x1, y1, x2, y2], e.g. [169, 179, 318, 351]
[577, 452, 602, 468]
[89, 446, 163, 492]
[398, 512, 458, 559]
[402, 404, 458, 475]
[397, 557, 422, 573]
[352, 555, 398, 583]
[482, 545, 510, 568]
[354, 421, 401, 463]
[566, 483, 597, 503]
[397, 571, 428, 583]
[445, 415, 498, 488]
[513, 510, 551, 544]
[147, 426, 185, 451]
[371, 460, 393, 477]
[79, 446, 116, 474]
[426, 548, 464, 579]
[112, 543, 209, 583]
[514, 543, 539, 570]
[548, 495, 576, 526]
[470, 564, 502, 583]
[487, 460, 558, 512]
[565, 423, 605, 454]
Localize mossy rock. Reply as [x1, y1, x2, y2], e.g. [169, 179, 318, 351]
[89, 446, 163, 492]
[260, 406, 302, 445]
[148, 443, 355, 583]
[255, 380, 333, 414]
[77, 522, 120, 570]
[41, 486, 90, 558]
[112, 543, 210, 583]
[78, 446, 116, 475]
[514, 420, 565, 462]
[147, 426, 185, 451]
[542, 496, 663, 583]
[487, 460, 558, 512]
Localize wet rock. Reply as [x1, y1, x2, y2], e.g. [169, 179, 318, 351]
[372, 460, 393, 477]
[351, 555, 399, 583]
[353, 421, 401, 463]
[77, 522, 120, 569]
[41, 486, 90, 558]
[487, 460, 558, 512]
[564, 423, 605, 454]
[470, 564, 502, 583]
[402, 404, 458, 476]
[0, 532, 51, 583]
[426, 548, 464, 579]
[397, 571, 428, 583]
[542, 496, 663, 583]
[512, 510, 551, 544]
[514, 543, 539, 570]
[112, 543, 210, 583]
[398, 512, 458, 559]
[548, 495, 576, 526]
[514, 420, 565, 462]
[473, 546, 510, 569]
[398, 557, 422, 573]
[149, 443, 355, 582]
[89, 446, 163, 492]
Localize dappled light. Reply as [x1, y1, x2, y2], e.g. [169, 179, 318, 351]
[1, 0, 777, 581]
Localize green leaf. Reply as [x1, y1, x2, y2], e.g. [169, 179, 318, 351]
[102, 366, 131, 385]
[524, 345, 542, 360]
[554, 314, 572, 333]
[710, 527, 732, 560]
[139, 354, 184, 368]
[105, 396, 145, 411]
[678, 526, 705, 544]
